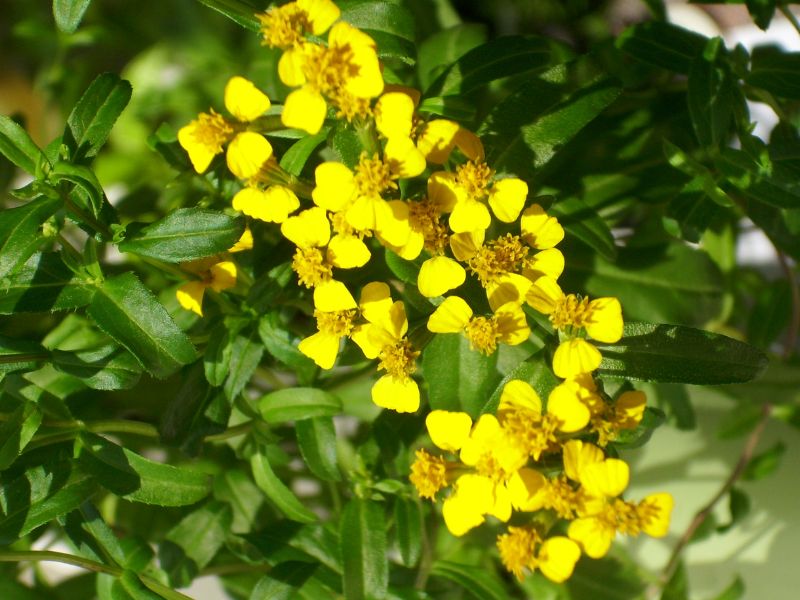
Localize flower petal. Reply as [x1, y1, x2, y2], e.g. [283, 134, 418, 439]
[372, 374, 420, 413]
[313, 161, 356, 212]
[552, 338, 602, 378]
[176, 281, 206, 316]
[538, 537, 581, 583]
[280, 206, 330, 248]
[568, 517, 613, 559]
[375, 91, 415, 139]
[209, 261, 237, 292]
[418, 256, 466, 298]
[226, 132, 273, 180]
[580, 458, 629, 498]
[488, 178, 527, 223]
[385, 136, 426, 178]
[521, 204, 564, 249]
[313, 280, 357, 311]
[499, 379, 542, 415]
[426, 410, 472, 452]
[547, 382, 591, 433]
[427, 296, 473, 333]
[416, 120, 459, 164]
[298, 331, 341, 369]
[282, 86, 328, 134]
[298, 0, 340, 35]
[327, 233, 370, 268]
[525, 276, 563, 315]
[224, 76, 271, 122]
[449, 199, 491, 233]
[585, 297, 623, 343]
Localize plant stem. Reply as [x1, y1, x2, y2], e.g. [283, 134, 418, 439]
[204, 421, 253, 442]
[658, 402, 773, 587]
[775, 249, 799, 359]
[780, 5, 800, 37]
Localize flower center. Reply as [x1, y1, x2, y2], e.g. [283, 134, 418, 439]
[456, 160, 494, 199]
[468, 234, 529, 286]
[315, 309, 357, 337]
[292, 247, 332, 288]
[409, 448, 448, 500]
[465, 316, 499, 355]
[550, 294, 591, 331]
[497, 526, 541, 581]
[258, 4, 311, 49]
[353, 152, 396, 197]
[499, 405, 559, 461]
[190, 111, 234, 154]
[410, 198, 448, 255]
[377, 338, 419, 380]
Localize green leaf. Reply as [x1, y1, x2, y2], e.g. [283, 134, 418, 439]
[393, 497, 422, 568]
[88, 272, 197, 378]
[160, 501, 233, 587]
[51, 161, 107, 217]
[617, 21, 707, 74]
[64, 73, 132, 161]
[421, 333, 500, 417]
[0, 336, 44, 375]
[114, 571, 163, 600]
[78, 433, 211, 506]
[597, 322, 768, 384]
[747, 280, 791, 349]
[279, 130, 328, 176]
[480, 355, 559, 416]
[213, 468, 264, 533]
[561, 243, 724, 326]
[611, 406, 666, 448]
[425, 35, 562, 97]
[747, 48, 800, 99]
[250, 450, 316, 523]
[296, 417, 341, 482]
[195, 0, 265, 32]
[417, 24, 487, 90]
[339, 0, 416, 64]
[53, 0, 93, 33]
[717, 487, 751, 534]
[661, 561, 689, 600]
[259, 387, 342, 423]
[710, 575, 745, 600]
[52, 344, 142, 390]
[258, 312, 317, 384]
[0, 462, 99, 544]
[549, 196, 617, 261]
[250, 561, 318, 600]
[204, 322, 234, 387]
[0, 402, 43, 469]
[0, 196, 61, 279]
[430, 560, 508, 600]
[742, 441, 785, 481]
[119, 208, 245, 262]
[224, 330, 263, 400]
[745, 0, 775, 30]
[688, 38, 734, 147]
[0, 115, 48, 174]
[482, 74, 621, 178]
[0, 252, 95, 314]
[340, 498, 388, 600]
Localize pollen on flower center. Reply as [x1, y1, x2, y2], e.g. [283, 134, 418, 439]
[465, 316, 499, 355]
[377, 338, 419, 379]
[500, 405, 559, 460]
[315, 309, 357, 337]
[258, 4, 311, 49]
[190, 110, 234, 153]
[353, 152, 396, 198]
[456, 160, 494, 199]
[409, 448, 449, 500]
[468, 234, 529, 286]
[303, 43, 358, 95]
[292, 247, 332, 288]
[497, 526, 541, 581]
[550, 294, 592, 331]
[410, 199, 448, 254]
[545, 475, 582, 519]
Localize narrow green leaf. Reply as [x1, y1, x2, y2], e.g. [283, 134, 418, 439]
[76, 502, 128, 566]
[51, 161, 106, 217]
[118, 208, 245, 262]
[213, 468, 264, 533]
[250, 450, 316, 523]
[745, 0, 775, 30]
[417, 24, 487, 90]
[549, 196, 617, 261]
[340, 499, 388, 600]
[747, 48, 800, 99]
[0, 196, 61, 279]
[53, 0, 93, 33]
[0, 252, 95, 314]
[52, 344, 141, 390]
[160, 363, 221, 452]
[597, 322, 768, 384]
[160, 501, 233, 587]
[426, 35, 562, 97]
[711, 575, 745, 600]
[0, 115, 48, 174]
[224, 330, 263, 400]
[258, 312, 317, 384]
[78, 433, 211, 506]
[194, 0, 261, 32]
[250, 561, 318, 600]
[393, 498, 422, 568]
[617, 21, 707, 73]
[279, 130, 328, 176]
[661, 561, 688, 600]
[742, 441, 785, 481]
[115, 571, 163, 600]
[339, 0, 416, 64]
[421, 333, 500, 417]
[88, 272, 197, 378]
[430, 560, 508, 600]
[688, 38, 734, 147]
[65, 73, 132, 160]
[259, 387, 342, 423]
[0, 402, 43, 469]
[203, 322, 233, 387]
[296, 417, 341, 482]
[717, 487, 751, 534]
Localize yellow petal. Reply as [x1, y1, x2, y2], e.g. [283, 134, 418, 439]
[282, 86, 327, 134]
[449, 229, 484, 262]
[585, 297, 623, 343]
[459, 414, 502, 466]
[494, 303, 530, 346]
[538, 537, 581, 583]
[329, 23, 383, 98]
[562, 440, 604, 482]
[209, 261, 237, 292]
[499, 379, 542, 415]
[228, 227, 253, 253]
[375, 92, 415, 139]
[350, 323, 382, 359]
[176, 281, 206, 316]
[385, 136, 426, 178]
[507, 468, 547, 511]
[298, 0, 340, 35]
[427, 296, 473, 333]
[521, 204, 564, 249]
[178, 122, 219, 174]
[442, 474, 493, 536]
[417, 256, 466, 298]
[313, 161, 356, 212]
[486, 273, 532, 312]
[568, 518, 613, 559]
[298, 331, 341, 369]
[490, 483, 512, 522]
[359, 281, 393, 322]
[280, 206, 330, 248]
[226, 132, 273, 180]
[524, 247, 565, 280]
[374, 199, 412, 247]
[327, 233, 370, 268]
[547, 382, 591, 433]
[427, 171, 462, 213]
[278, 48, 307, 87]
[372, 374, 420, 413]
[224, 76, 271, 122]
[453, 127, 484, 162]
[426, 410, 472, 452]
[449, 199, 491, 233]
[488, 178, 527, 223]
[233, 185, 299, 223]
[615, 390, 646, 428]
[313, 280, 357, 311]
[525, 276, 563, 314]
[552, 338, 602, 379]
[417, 120, 459, 164]
[640, 493, 674, 538]
[580, 458, 629, 498]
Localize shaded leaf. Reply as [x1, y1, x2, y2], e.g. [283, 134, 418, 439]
[0, 196, 61, 279]
[296, 417, 341, 482]
[250, 450, 316, 523]
[340, 498, 388, 600]
[53, 0, 93, 33]
[0, 252, 95, 314]
[0, 115, 48, 174]
[259, 388, 342, 423]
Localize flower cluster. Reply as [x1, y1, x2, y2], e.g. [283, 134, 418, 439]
[176, 0, 673, 583]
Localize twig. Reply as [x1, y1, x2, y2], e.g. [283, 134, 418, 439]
[780, 6, 800, 37]
[659, 403, 773, 586]
[775, 250, 799, 359]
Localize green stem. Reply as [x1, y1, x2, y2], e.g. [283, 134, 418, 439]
[0, 353, 49, 364]
[780, 5, 800, 37]
[204, 421, 253, 442]
[62, 194, 113, 240]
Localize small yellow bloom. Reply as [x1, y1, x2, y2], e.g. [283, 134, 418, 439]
[298, 306, 357, 369]
[497, 527, 581, 583]
[232, 185, 299, 223]
[409, 448, 450, 500]
[176, 260, 237, 316]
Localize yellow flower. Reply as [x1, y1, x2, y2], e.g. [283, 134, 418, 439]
[497, 527, 581, 583]
[280, 21, 384, 134]
[409, 448, 452, 500]
[298, 306, 358, 369]
[350, 282, 420, 413]
[178, 76, 273, 176]
[176, 259, 237, 316]
[232, 184, 300, 224]
[258, 0, 340, 50]
[427, 296, 530, 354]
